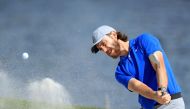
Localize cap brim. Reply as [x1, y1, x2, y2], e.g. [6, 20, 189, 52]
[91, 34, 110, 54]
[91, 45, 99, 53]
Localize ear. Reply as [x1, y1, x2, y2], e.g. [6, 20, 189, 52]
[110, 31, 117, 39]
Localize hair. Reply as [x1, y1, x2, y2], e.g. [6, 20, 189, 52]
[91, 31, 128, 53]
[116, 32, 128, 42]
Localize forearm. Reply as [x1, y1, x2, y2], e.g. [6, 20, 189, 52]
[128, 78, 171, 104]
[128, 78, 156, 100]
[156, 64, 168, 88]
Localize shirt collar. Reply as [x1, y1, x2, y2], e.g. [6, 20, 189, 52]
[120, 39, 135, 61]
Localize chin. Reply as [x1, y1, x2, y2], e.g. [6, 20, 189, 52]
[108, 50, 120, 59]
[110, 54, 119, 59]
[111, 56, 118, 59]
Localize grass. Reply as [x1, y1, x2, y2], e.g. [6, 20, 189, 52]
[0, 97, 103, 109]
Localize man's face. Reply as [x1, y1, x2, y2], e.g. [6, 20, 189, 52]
[96, 32, 121, 59]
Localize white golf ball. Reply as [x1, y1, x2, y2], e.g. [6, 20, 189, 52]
[22, 52, 29, 59]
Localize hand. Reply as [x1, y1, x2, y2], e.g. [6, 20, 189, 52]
[153, 90, 171, 104]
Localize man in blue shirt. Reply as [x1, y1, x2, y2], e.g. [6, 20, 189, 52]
[91, 25, 185, 109]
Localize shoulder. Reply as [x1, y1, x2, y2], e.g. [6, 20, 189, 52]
[115, 59, 128, 74]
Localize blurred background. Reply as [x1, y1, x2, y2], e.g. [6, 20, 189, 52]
[0, 0, 189, 109]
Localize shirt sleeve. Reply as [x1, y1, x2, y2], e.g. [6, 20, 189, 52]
[138, 33, 162, 56]
[115, 61, 133, 91]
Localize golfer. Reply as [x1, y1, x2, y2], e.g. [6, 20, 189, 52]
[91, 25, 185, 109]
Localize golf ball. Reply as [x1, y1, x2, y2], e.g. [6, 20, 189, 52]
[22, 52, 29, 59]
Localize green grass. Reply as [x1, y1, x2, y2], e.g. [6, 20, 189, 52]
[0, 97, 103, 109]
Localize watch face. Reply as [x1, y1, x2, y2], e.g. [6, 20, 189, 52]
[161, 87, 167, 92]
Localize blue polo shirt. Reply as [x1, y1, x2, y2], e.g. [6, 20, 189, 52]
[115, 33, 181, 109]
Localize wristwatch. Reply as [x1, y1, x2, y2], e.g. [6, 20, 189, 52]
[158, 87, 167, 96]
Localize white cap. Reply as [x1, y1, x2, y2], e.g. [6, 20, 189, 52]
[92, 25, 116, 46]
